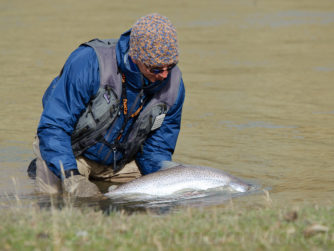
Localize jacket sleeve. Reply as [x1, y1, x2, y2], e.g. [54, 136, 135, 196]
[37, 46, 100, 178]
[135, 78, 185, 175]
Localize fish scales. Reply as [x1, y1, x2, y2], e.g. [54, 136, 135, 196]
[105, 164, 253, 200]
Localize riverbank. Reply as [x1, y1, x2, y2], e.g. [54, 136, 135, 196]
[1, 199, 332, 250]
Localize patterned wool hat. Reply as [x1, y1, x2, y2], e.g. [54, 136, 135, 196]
[129, 13, 179, 67]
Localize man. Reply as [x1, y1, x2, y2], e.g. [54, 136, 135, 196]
[30, 13, 185, 197]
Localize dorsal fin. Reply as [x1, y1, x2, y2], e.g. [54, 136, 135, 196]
[160, 161, 182, 171]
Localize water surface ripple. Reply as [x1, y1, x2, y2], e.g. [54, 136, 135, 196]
[1, 0, 333, 210]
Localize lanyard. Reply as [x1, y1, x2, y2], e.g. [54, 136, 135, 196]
[117, 73, 144, 141]
[100, 73, 144, 170]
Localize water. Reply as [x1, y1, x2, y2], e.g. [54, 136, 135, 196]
[1, 0, 333, 210]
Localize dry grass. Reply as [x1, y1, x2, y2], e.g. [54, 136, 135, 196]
[0, 196, 333, 250]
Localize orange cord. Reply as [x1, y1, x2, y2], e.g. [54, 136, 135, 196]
[123, 98, 128, 115]
[117, 73, 143, 141]
[130, 105, 143, 118]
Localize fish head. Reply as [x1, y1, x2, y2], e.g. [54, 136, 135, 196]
[229, 181, 252, 193]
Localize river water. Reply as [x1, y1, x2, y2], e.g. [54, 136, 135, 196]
[0, 0, 333, 208]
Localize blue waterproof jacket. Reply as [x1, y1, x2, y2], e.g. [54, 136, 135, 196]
[37, 30, 185, 178]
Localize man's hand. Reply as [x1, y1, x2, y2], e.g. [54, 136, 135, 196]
[63, 175, 101, 197]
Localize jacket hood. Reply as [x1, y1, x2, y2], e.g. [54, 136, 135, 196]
[116, 29, 143, 90]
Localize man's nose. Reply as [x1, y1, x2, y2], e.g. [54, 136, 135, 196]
[158, 70, 169, 79]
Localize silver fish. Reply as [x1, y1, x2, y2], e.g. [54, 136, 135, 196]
[105, 162, 255, 202]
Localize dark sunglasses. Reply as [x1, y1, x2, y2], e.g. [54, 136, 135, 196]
[148, 63, 177, 74]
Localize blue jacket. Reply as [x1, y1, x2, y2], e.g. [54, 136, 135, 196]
[37, 30, 185, 177]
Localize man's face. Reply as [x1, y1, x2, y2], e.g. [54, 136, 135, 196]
[134, 60, 170, 83]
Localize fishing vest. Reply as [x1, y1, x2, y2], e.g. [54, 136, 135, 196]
[71, 38, 181, 172]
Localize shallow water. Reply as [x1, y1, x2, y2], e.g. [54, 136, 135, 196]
[1, 0, 333, 210]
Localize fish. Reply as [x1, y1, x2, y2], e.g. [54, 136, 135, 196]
[105, 162, 256, 202]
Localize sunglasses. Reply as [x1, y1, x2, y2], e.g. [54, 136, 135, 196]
[147, 63, 177, 74]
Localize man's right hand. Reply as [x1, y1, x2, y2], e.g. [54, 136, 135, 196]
[63, 175, 101, 197]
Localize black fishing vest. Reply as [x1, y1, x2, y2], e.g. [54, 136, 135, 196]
[71, 39, 181, 171]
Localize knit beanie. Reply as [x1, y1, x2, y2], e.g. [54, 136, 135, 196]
[129, 13, 179, 67]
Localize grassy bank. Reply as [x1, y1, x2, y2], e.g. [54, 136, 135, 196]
[0, 200, 333, 250]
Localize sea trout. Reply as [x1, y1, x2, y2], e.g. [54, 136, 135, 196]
[105, 162, 255, 202]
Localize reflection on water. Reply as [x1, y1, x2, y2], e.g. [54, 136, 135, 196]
[0, 142, 32, 162]
[0, 187, 266, 215]
[243, 11, 334, 28]
[313, 66, 334, 72]
[1, 0, 334, 211]
[219, 120, 297, 129]
[105, 188, 264, 212]
[184, 10, 334, 28]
